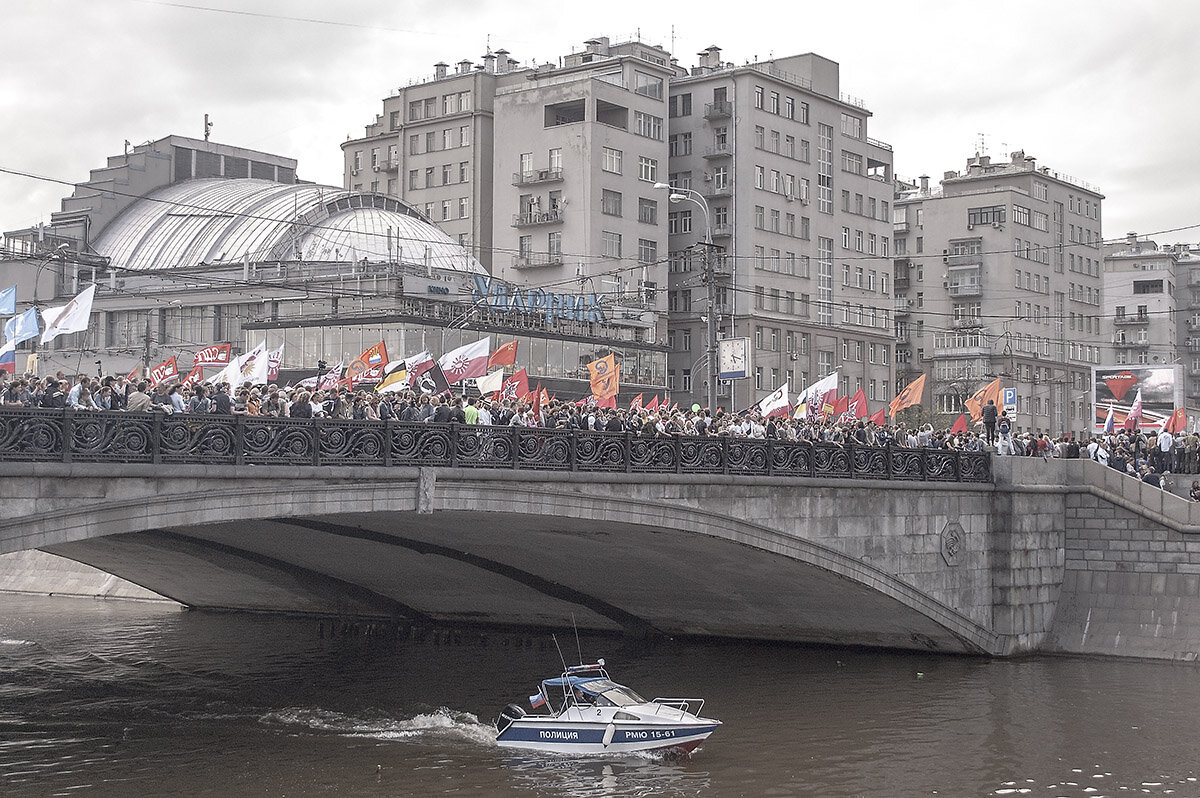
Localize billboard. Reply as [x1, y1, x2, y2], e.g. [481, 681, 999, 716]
[1092, 365, 1182, 431]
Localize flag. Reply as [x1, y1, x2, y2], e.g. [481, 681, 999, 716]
[376, 360, 409, 394]
[0, 285, 15, 315]
[346, 341, 388, 386]
[266, 344, 284, 382]
[587, 354, 619, 402]
[179, 364, 204, 388]
[844, 388, 869, 420]
[796, 372, 839, 420]
[596, 393, 617, 409]
[757, 381, 791, 418]
[317, 361, 344, 390]
[529, 692, 546, 710]
[414, 362, 451, 396]
[1124, 387, 1143, 430]
[1166, 407, 1186, 434]
[126, 364, 142, 382]
[500, 368, 529, 402]
[888, 373, 926, 417]
[148, 356, 179, 387]
[629, 393, 643, 411]
[439, 337, 491, 384]
[476, 369, 504, 396]
[193, 343, 232, 368]
[964, 377, 1003, 423]
[950, 414, 968, 434]
[831, 394, 849, 418]
[4, 307, 39, 345]
[868, 407, 886, 426]
[1103, 404, 1115, 435]
[531, 382, 543, 425]
[488, 340, 518, 369]
[0, 341, 14, 375]
[817, 389, 839, 420]
[646, 395, 660, 412]
[211, 341, 269, 387]
[40, 284, 96, 344]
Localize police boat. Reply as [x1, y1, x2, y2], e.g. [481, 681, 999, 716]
[494, 659, 721, 756]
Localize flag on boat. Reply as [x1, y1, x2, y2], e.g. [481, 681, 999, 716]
[439, 337, 490, 384]
[193, 343, 232, 368]
[5, 307, 40, 346]
[888, 373, 926, 417]
[0, 285, 15, 315]
[529, 692, 546, 709]
[488, 339, 518, 369]
[40, 284, 96, 345]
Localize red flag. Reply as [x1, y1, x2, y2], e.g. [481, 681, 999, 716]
[646, 395, 660, 411]
[488, 340, 518, 369]
[597, 394, 617, 409]
[179, 364, 205, 388]
[126, 364, 142, 382]
[817, 388, 838, 419]
[500, 368, 529, 402]
[843, 388, 868, 420]
[868, 407, 886, 426]
[629, 393, 644, 410]
[193, 343, 232, 369]
[531, 382, 543, 425]
[888, 373, 926, 417]
[950, 413, 968, 434]
[1166, 407, 1187, 434]
[832, 394, 849, 417]
[149, 356, 179, 387]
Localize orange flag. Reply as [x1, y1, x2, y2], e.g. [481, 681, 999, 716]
[346, 341, 388, 386]
[888, 373, 926, 418]
[964, 376, 1003, 423]
[488, 340, 518, 369]
[587, 354, 619, 402]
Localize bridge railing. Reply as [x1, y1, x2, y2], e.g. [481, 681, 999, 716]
[0, 408, 991, 482]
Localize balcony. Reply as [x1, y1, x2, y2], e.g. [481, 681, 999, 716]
[711, 223, 733, 238]
[894, 274, 911, 291]
[1114, 314, 1151, 326]
[512, 168, 564, 186]
[511, 252, 564, 270]
[893, 221, 909, 234]
[950, 317, 984, 329]
[946, 253, 983, 268]
[894, 298, 913, 315]
[702, 184, 732, 199]
[511, 208, 563, 227]
[702, 142, 733, 159]
[947, 284, 983, 297]
[1113, 339, 1151, 349]
[704, 100, 733, 119]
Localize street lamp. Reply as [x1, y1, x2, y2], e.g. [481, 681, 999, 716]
[653, 182, 719, 414]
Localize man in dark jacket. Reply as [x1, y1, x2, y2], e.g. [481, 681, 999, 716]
[981, 399, 998, 446]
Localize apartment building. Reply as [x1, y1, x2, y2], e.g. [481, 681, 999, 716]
[892, 151, 1106, 435]
[665, 48, 896, 411]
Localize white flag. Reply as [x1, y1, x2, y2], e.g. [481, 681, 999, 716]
[475, 369, 504, 396]
[437, 337, 490, 384]
[267, 344, 285, 382]
[794, 371, 839, 419]
[210, 341, 269, 386]
[758, 381, 791, 418]
[40, 284, 96, 344]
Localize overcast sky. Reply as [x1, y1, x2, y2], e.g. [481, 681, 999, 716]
[2, 0, 1197, 248]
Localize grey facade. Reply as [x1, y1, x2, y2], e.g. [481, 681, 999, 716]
[893, 151, 1105, 435]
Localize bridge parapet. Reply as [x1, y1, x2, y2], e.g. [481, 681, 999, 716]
[0, 408, 991, 483]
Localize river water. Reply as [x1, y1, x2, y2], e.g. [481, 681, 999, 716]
[2, 594, 1198, 798]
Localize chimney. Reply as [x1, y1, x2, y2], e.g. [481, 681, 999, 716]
[1127, 231, 1139, 252]
[584, 37, 609, 55]
[434, 62, 448, 79]
[919, 175, 929, 194]
[457, 59, 472, 75]
[482, 52, 496, 74]
[495, 49, 511, 74]
[1010, 149, 1025, 165]
[697, 45, 722, 70]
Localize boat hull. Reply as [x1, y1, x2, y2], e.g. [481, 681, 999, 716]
[496, 719, 720, 755]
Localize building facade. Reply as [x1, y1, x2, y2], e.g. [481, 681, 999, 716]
[892, 151, 1105, 435]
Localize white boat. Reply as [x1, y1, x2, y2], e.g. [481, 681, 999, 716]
[495, 659, 721, 756]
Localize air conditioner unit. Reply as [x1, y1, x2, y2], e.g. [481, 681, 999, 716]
[966, 223, 974, 230]
[784, 191, 794, 202]
[800, 197, 809, 205]
[351, 168, 359, 176]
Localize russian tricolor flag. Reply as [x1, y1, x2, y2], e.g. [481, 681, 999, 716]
[0, 341, 15, 375]
[529, 692, 546, 709]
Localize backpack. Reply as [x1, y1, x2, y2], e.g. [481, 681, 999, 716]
[998, 418, 1011, 435]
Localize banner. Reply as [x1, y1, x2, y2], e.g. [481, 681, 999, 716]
[587, 354, 619, 402]
[0, 285, 15, 316]
[476, 369, 504, 396]
[193, 343, 232, 368]
[317, 361, 344, 390]
[149, 356, 179, 387]
[179, 364, 205, 388]
[795, 371, 839, 419]
[211, 341, 269, 386]
[964, 377, 1002, 423]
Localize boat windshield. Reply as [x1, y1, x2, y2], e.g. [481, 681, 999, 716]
[579, 679, 646, 707]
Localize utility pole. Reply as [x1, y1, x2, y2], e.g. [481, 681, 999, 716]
[700, 239, 720, 414]
[143, 318, 151, 377]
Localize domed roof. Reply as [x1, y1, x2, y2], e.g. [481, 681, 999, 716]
[91, 178, 483, 273]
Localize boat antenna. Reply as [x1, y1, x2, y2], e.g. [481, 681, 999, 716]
[572, 613, 583, 666]
[551, 634, 568, 673]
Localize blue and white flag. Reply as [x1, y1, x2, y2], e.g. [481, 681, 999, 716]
[4, 307, 39, 345]
[0, 285, 15, 315]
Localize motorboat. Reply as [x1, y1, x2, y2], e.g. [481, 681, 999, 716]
[495, 659, 721, 756]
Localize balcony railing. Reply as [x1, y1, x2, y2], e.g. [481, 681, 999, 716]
[0, 409, 991, 483]
[512, 208, 564, 227]
[511, 252, 565, 269]
[946, 253, 983, 268]
[894, 298, 913, 314]
[703, 142, 733, 159]
[703, 100, 733, 119]
[893, 221, 909, 234]
[512, 168, 564, 186]
[711, 223, 733, 238]
[948, 284, 983, 297]
[1114, 314, 1151, 326]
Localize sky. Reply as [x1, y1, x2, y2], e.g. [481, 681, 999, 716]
[2, 0, 1198, 248]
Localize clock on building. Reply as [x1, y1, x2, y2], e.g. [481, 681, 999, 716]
[717, 337, 750, 380]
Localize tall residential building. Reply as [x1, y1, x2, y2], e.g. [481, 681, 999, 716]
[892, 151, 1105, 435]
[665, 48, 896, 411]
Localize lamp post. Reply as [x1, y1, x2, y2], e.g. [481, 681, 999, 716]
[654, 182, 718, 414]
[30, 243, 69, 362]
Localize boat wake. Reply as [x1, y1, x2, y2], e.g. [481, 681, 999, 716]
[259, 706, 497, 746]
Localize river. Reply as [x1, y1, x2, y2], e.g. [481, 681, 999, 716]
[1, 594, 1197, 797]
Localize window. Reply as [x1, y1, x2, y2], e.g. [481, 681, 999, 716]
[602, 147, 623, 174]
[548, 231, 562, 259]
[458, 197, 470, 218]
[755, 126, 765, 148]
[840, 113, 862, 139]
[755, 206, 766, 229]
[634, 111, 663, 140]
[755, 165, 765, 189]
[785, 135, 795, 158]
[460, 126, 470, 146]
[668, 132, 692, 157]
[669, 93, 692, 117]
[967, 205, 1006, 226]
[638, 156, 658, 182]
[841, 151, 864, 175]
[817, 124, 834, 214]
[408, 169, 418, 190]
[668, 210, 692, 234]
[798, 102, 809, 124]
[441, 199, 452, 221]
[460, 161, 469, 182]
[754, 85, 764, 109]
[784, 97, 794, 119]
[713, 166, 728, 190]
[638, 198, 658, 225]
[638, 238, 657, 265]
[409, 135, 420, 155]
[602, 231, 622, 258]
[602, 189, 623, 217]
[548, 148, 562, 171]
[634, 71, 663, 99]
[1013, 204, 1031, 226]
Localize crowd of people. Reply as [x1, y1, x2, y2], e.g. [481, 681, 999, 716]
[3, 372, 1197, 494]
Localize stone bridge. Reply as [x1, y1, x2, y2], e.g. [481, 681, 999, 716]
[2, 409, 1200, 660]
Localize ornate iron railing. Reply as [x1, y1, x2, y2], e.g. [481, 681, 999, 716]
[0, 408, 991, 482]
